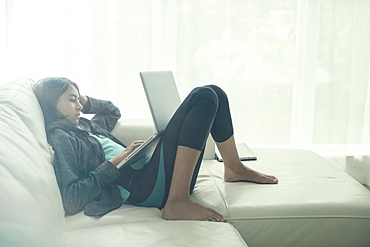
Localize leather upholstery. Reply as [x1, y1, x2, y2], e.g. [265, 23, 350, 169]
[2, 78, 370, 247]
[195, 150, 370, 247]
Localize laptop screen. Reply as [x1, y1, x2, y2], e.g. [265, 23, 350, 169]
[140, 71, 181, 134]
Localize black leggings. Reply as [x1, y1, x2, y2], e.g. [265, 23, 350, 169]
[117, 85, 234, 208]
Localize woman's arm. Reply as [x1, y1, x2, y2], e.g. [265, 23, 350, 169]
[81, 96, 121, 132]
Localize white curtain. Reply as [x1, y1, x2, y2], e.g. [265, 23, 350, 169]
[1, 0, 370, 183]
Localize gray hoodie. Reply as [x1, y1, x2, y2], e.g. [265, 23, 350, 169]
[46, 96, 126, 217]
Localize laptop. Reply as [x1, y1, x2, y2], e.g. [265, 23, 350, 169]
[215, 143, 257, 162]
[116, 71, 181, 169]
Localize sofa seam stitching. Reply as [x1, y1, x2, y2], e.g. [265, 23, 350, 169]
[228, 216, 370, 221]
[204, 163, 230, 218]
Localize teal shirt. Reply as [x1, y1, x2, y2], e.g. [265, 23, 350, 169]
[91, 133, 125, 160]
[88, 132, 131, 201]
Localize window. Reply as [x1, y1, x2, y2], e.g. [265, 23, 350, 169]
[1, 0, 369, 156]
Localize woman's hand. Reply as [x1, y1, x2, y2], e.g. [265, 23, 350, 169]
[109, 140, 145, 166]
[124, 140, 144, 155]
[79, 95, 89, 107]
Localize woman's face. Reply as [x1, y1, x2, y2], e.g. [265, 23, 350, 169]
[55, 85, 83, 125]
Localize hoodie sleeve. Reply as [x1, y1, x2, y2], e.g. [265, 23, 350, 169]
[82, 96, 121, 132]
[50, 129, 121, 215]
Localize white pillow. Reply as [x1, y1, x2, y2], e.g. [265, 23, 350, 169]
[0, 79, 65, 247]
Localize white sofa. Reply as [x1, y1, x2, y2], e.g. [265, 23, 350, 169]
[1, 79, 370, 247]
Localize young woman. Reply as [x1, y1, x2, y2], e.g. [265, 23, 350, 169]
[33, 77, 278, 222]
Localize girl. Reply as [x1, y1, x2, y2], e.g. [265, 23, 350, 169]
[33, 77, 278, 222]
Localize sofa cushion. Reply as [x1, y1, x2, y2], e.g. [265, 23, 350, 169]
[194, 148, 370, 247]
[65, 204, 162, 231]
[64, 219, 247, 247]
[0, 79, 65, 247]
[65, 203, 248, 247]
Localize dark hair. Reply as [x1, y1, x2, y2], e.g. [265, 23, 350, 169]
[33, 77, 80, 125]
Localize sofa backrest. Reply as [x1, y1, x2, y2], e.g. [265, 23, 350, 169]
[0, 79, 65, 247]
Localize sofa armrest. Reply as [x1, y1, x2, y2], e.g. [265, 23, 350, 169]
[111, 119, 215, 160]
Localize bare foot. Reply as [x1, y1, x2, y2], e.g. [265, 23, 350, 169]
[162, 198, 226, 222]
[224, 162, 278, 184]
